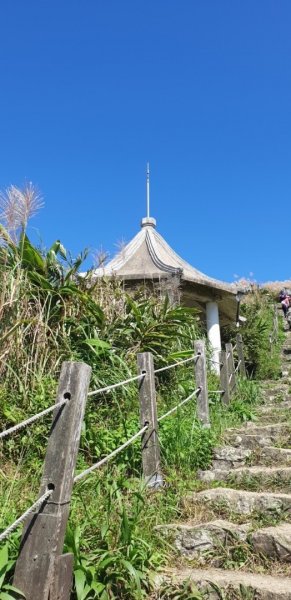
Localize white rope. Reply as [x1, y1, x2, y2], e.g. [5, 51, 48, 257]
[157, 387, 201, 423]
[154, 354, 199, 374]
[234, 359, 241, 373]
[208, 390, 224, 394]
[0, 398, 68, 440]
[88, 354, 200, 397]
[229, 372, 233, 383]
[87, 373, 145, 397]
[0, 489, 52, 543]
[208, 358, 223, 367]
[74, 425, 148, 483]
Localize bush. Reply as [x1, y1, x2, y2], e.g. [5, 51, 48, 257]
[222, 288, 283, 380]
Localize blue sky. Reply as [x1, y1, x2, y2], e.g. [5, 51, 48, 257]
[0, 1, 290, 283]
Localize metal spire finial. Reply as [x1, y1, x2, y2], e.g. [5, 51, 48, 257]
[141, 162, 156, 228]
[146, 162, 150, 218]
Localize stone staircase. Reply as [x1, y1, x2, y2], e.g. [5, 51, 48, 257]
[154, 323, 291, 598]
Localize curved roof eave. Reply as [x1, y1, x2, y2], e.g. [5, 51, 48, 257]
[91, 220, 236, 297]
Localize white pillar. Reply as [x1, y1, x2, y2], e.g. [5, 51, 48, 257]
[206, 301, 222, 375]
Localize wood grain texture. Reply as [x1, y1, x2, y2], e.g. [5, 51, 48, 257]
[194, 340, 210, 426]
[13, 361, 91, 600]
[137, 352, 163, 488]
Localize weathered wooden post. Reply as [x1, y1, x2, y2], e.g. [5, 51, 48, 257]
[226, 342, 236, 395]
[194, 340, 210, 427]
[137, 352, 163, 488]
[236, 334, 246, 377]
[13, 361, 91, 600]
[274, 305, 278, 342]
[219, 349, 230, 405]
[51, 554, 74, 600]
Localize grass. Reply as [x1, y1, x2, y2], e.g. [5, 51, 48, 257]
[223, 473, 291, 495]
[0, 376, 264, 599]
[181, 492, 291, 529]
[172, 535, 291, 578]
[0, 199, 286, 598]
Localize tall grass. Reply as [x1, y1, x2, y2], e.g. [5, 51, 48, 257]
[0, 188, 279, 598]
[222, 287, 283, 379]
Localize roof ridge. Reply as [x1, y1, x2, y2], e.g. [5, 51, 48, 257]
[145, 230, 182, 275]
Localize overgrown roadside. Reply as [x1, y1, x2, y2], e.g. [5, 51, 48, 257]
[0, 193, 284, 599]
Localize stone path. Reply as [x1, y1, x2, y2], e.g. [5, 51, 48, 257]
[154, 322, 291, 598]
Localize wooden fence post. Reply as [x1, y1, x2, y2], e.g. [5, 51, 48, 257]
[219, 350, 230, 405]
[13, 361, 91, 600]
[274, 305, 278, 342]
[51, 554, 74, 600]
[236, 334, 246, 377]
[226, 342, 236, 395]
[194, 340, 210, 427]
[137, 352, 163, 488]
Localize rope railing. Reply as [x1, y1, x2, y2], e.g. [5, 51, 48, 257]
[208, 357, 223, 367]
[0, 398, 68, 440]
[269, 304, 279, 348]
[0, 489, 53, 543]
[234, 359, 241, 373]
[2, 336, 250, 593]
[74, 424, 149, 483]
[87, 353, 200, 397]
[154, 354, 199, 374]
[157, 387, 201, 423]
[87, 373, 145, 397]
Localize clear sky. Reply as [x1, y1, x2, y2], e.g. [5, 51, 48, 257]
[0, 1, 290, 283]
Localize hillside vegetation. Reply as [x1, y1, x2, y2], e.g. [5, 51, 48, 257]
[0, 186, 284, 599]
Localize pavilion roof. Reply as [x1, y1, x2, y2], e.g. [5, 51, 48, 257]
[93, 217, 235, 297]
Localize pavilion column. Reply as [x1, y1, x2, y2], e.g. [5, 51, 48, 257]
[206, 301, 222, 375]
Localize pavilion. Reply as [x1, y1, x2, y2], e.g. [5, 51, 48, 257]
[92, 213, 239, 371]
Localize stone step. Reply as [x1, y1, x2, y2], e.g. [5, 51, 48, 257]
[226, 423, 291, 449]
[257, 413, 289, 425]
[261, 383, 289, 393]
[254, 410, 290, 425]
[156, 518, 291, 563]
[155, 519, 250, 559]
[259, 446, 291, 465]
[155, 568, 291, 599]
[197, 466, 291, 485]
[251, 523, 291, 562]
[262, 390, 290, 404]
[187, 487, 291, 516]
[257, 401, 291, 415]
[230, 423, 290, 436]
[227, 432, 278, 449]
[261, 379, 289, 387]
[282, 371, 291, 379]
[211, 446, 251, 470]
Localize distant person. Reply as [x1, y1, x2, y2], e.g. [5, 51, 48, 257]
[279, 288, 291, 317]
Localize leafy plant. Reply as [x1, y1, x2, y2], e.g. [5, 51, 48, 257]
[65, 480, 162, 600]
[156, 579, 204, 599]
[0, 543, 24, 600]
[222, 288, 283, 379]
